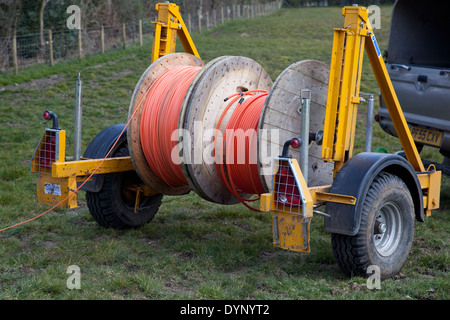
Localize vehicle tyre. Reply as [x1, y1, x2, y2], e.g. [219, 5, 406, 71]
[86, 146, 163, 230]
[331, 172, 415, 279]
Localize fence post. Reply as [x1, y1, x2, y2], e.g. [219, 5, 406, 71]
[122, 23, 127, 49]
[139, 19, 143, 46]
[101, 26, 105, 53]
[48, 29, 54, 66]
[78, 28, 82, 59]
[12, 30, 18, 75]
[221, 7, 224, 24]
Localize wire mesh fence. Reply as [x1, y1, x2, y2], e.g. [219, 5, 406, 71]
[0, 1, 282, 74]
[0, 20, 155, 73]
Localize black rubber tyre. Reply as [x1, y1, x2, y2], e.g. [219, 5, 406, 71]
[86, 146, 163, 230]
[331, 172, 415, 279]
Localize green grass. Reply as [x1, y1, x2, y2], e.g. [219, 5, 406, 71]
[0, 5, 449, 300]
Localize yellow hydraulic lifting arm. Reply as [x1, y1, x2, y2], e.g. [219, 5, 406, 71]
[321, 6, 425, 173]
[151, 2, 201, 63]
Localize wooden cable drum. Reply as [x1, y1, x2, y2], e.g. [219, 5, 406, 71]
[127, 53, 204, 196]
[258, 59, 334, 190]
[179, 56, 273, 204]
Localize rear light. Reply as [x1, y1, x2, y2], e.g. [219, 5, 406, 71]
[31, 129, 60, 173]
[43, 111, 51, 120]
[290, 138, 300, 148]
[275, 165, 301, 207]
[39, 134, 56, 168]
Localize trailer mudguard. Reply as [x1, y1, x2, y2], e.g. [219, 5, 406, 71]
[324, 152, 424, 236]
[79, 124, 128, 192]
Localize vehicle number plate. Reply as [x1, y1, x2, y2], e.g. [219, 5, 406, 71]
[409, 125, 443, 147]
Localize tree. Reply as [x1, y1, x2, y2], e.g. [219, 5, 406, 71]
[39, 0, 49, 57]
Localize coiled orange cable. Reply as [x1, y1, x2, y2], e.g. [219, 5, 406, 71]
[140, 66, 201, 188]
[214, 90, 268, 210]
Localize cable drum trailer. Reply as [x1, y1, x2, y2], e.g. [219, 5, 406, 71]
[31, 3, 442, 279]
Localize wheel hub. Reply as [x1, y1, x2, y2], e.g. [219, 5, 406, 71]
[373, 201, 403, 257]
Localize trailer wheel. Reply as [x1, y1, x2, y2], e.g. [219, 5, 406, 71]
[331, 172, 415, 279]
[86, 146, 163, 230]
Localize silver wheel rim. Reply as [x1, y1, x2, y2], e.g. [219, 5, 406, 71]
[374, 201, 403, 257]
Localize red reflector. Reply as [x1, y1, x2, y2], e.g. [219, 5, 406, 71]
[275, 166, 301, 207]
[39, 135, 56, 168]
[43, 111, 51, 120]
[290, 138, 300, 148]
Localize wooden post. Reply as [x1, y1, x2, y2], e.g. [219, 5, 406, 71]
[206, 11, 209, 29]
[139, 19, 143, 46]
[100, 26, 105, 54]
[12, 30, 18, 75]
[221, 7, 224, 24]
[122, 23, 127, 49]
[48, 29, 54, 66]
[78, 28, 82, 59]
[213, 9, 216, 27]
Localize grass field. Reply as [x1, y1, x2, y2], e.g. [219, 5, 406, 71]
[0, 5, 448, 300]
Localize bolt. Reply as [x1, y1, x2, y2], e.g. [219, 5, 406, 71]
[378, 223, 386, 234]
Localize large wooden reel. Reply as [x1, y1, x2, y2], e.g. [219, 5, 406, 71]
[179, 56, 273, 204]
[258, 59, 334, 190]
[127, 53, 204, 196]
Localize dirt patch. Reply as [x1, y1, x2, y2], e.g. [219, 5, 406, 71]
[43, 240, 57, 249]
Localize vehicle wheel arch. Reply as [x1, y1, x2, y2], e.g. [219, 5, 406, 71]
[324, 152, 424, 236]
